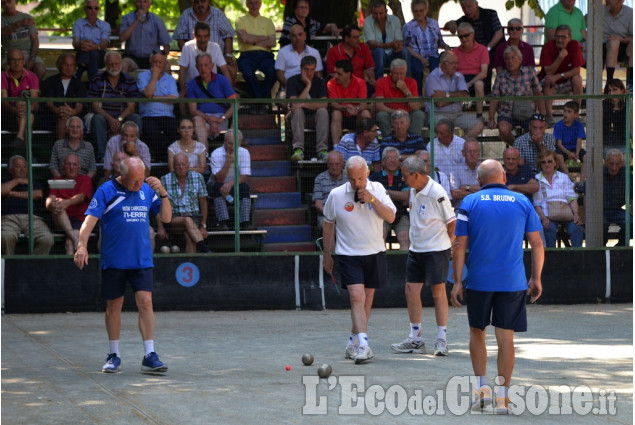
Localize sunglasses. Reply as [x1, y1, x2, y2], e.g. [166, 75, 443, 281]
[458, 33, 472, 39]
[85, 6, 99, 10]
[531, 114, 546, 122]
[508, 26, 523, 31]
[540, 159, 554, 164]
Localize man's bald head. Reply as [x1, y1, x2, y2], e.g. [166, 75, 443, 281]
[477, 159, 506, 185]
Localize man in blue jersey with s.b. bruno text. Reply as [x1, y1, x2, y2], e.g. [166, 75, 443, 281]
[74, 157, 172, 374]
[450, 159, 544, 414]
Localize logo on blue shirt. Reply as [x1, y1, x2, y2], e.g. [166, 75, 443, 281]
[140, 191, 146, 201]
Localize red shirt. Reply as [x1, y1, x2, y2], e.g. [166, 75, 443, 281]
[327, 74, 367, 117]
[326, 42, 375, 79]
[50, 175, 93, 222]
[375, 76, 418, 112]
[453, 42, 489, 75]
[538, 39, 585, 82]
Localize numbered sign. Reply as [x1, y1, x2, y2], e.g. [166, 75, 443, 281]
[175, 262, 200, 287]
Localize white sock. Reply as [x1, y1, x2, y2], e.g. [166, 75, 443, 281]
[109, 340, 120, 357]
[477, 375, 487, 390]
[143, 340, 154, 356]
[357, 332, 368, 347]
[347, 333, 359, 347]
[437, 326, 447, 341]
[409, 323, 422, 342]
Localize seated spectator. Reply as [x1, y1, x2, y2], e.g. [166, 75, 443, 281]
[168, 117, 207, 175]
[424, 51, 484, 140]
[119, 0, 171, 73]
[157, 153, 209, 253]
[514, 114, 568, 174]
[137, 50, 178, 161]
[172, 0, 237, 80]
[363, 0, 410, 81]
[369, 146, 410, 249]
[326, 24, 376, 95]
[453, 22, 489, 118]
[425, 118, 466, 173]
[72, 0, 110, 80]
[502, 147, 539, 197]
[493, 19, 535, 74]
[604, 0, 633, 91]
[209, 130, 252, 230]
[1, 0, 46, 80]
[544, 0, 586, 43]
[235, 0, 276, 113]
[98, 150, 129, 186]
[103, 121, 151, 180]
[603, 78, 629, 157]
[374, 59, 423, 138]
[554, 100, 586, 181]
[1, 155, 54, 255]
[327, 59, 371, 145]
[533, 149, 583, 247]
[278, 0, 338, 48]
[87, 51, 142, 161]
[179, 22, 233, 96]
[603, 149, 633, 246]
[380, 109, 425, 159]
[449, 139, 481, 206]
[1, 48, 38, 153]
[187, 53, 236, 147]
[275, 24, 323, 89]
[50, 116, 96, 178]
[40, 53, 87, 141]
[334, 117, 381, 172]
[286, 56, 329, 162]
[415, 149, 452, 200]
[402, 0, 450, 96]
[45, 153, 93, 255]
[488, 45, 543, 146]
[312, 150, 347, 231]
[538, 24, 584, 125]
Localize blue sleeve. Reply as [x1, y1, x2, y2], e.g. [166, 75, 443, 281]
[577, 121, 586, 139]
[524, 200, 542, 233]
[120, 13, 132, 33]
[553, 121, 563, 140]
[85, 184, 107, 219]
[166, 75, 179, 97]
[137, 71, 150, 92]
[149, 187, 162, 216]
[455, 206, 469, 236]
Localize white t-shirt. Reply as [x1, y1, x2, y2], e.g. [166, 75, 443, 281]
[274, 44, 323, 81]
[408, 178, 455, 253]
[323, 180, 396, 256]
[179, 40, 226, 84]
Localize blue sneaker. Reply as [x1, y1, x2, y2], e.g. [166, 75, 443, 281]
[141, 352, 168, 373]
[102, 353, 121, 373]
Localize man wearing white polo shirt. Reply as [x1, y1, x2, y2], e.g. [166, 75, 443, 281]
[274, 24, 322, 89]
[392, 155, 456, 357]
[323, 155, 396, 364]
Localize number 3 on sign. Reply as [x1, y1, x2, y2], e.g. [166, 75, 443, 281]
[176, 262, 200, 287]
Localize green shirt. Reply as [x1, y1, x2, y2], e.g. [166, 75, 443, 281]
[544, 2, 587, 42]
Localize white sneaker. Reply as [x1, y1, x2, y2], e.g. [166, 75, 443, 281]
[354, 345, 374, 364]
[345, 344, 358, 359]
[471, 387, 493, 411]
[391, 337, 425, 354]
[434, 339, 448, 356]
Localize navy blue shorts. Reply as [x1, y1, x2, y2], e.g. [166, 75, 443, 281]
[406, 249, 450, 286]
[466, 289, 527, 332]
[337, 252, 387, 289]
[101, 267, 154, 300]
[70, 217, 83, 230]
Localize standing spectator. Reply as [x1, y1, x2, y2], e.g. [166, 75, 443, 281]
[157, 153, 209, 253]
[167, 117, 207, 175]
[40, 53, 87, 141]
[451, 159, 544, 414]
[603, 149, 633, 246]
[72, 0, 110, 80]
[335, 117, 381, 172]
[49, 116, 96, 178]
[120, 0, 171, 73]
[286, 55, 329, 162]
[322, 156, 396, 364]
[278, 0, 338, 48]
[603, 79, 629, 156]
[502, 147, 539, 198]
[74, 156, 171, 374]
[1, 48, 38, 151]
[603, 0, 633, 90]
[46, 153, 93, 255]
[137, 50, 178, 161]
[1, 155, 54, 255]
[209, 130, 252, 230]
[538, 25, 584, 125]
[453, 23, 489, 118]
[544, 0, 587, 43]
[450, 140, 481, 206]
[369, 147, 410, 249]
[87, 51, 142, 161]
[363, 0, 409, 81]
[235, 0, 276, 113]
[326, 24, 376, 95]
[425, 118, 466, 174]
[493, 18, 535, 73]
[402, 0, 450, 96]
[488, 46, 543, 146]
[187, 53, 236, 146]
[312, 150, 347, 231]
[1, 0, 45, 80]
[416, 150, 452, 199]
[374, 59, 423, 138]
[275, 24, 323, 89]
[327, 60, 371, 144]
[392, 155, 455, 355]
[102, 121, 152, 180]
[380, 109, 425, 159]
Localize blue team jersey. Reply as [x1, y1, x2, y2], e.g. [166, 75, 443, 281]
[455, 183, 542, 292]
[86, 179, 161, 270]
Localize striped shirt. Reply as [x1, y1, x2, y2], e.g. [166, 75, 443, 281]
[380, 133, 426, 157]
[160, 170, 207, 217]
[172, 7, 235, 46]
[335, 133, 380, 166]
[88, 71, 139, 118]
[49, 139, 97, 176]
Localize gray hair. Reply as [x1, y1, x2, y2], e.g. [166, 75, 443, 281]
[435, 118, 453, 133]
[104, 50, 122, 62]
[173, 152, 190, 168]
[390, 58, 408, 71]
[605, 149, 625, 163]
[8, 154, 26, 170]
[65, 115, 84, 130]
[401, 155, 426, 175]
[503, 45, 523, 62]
[381, 146, 400, 161]
[224, 129, 244, 145]
[345, 155, 369, 174]
[120, 156, 146, 176]
[195, 52, 213, 66]
[410, 0, 428, 9]
[457, 22, 474, 34]
[391, 109, 411, 123]
[121, 120, 139, 135]
[555, 24, 572, 37]
[507, 18, 522, 27]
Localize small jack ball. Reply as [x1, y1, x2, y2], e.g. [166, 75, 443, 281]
[285, 365, 291, 371]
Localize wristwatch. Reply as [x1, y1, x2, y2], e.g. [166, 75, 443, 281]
[221, 115, 226, 121]
[560, 73, 565, 79]
[445, 91, 450, 98]
[466, 185, 471, 191]
[405, 91, 411, 97]
[160, 193, 168, 199]
[370, 195, 376, 203]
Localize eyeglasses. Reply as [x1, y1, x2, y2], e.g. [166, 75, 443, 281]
[540, 159, 554, 164]
[457, 33, 472, 39]
[508, 26, 523, 31]
[530, 114, 546, 122]
[85, 6, 99, 10]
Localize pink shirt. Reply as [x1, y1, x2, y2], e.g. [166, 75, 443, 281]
[1, 69, 39, 106]
[453, 42, 489, 75]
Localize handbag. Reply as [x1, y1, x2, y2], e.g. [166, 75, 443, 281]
[547, 201, 574, 222]
[511, 99, 535, 122]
